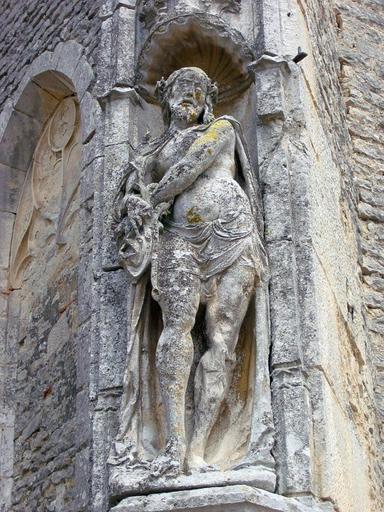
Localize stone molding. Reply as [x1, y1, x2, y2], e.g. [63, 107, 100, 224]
[110, 485, 327, 512]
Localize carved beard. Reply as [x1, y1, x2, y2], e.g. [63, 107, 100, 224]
[169, 103, 203, 124]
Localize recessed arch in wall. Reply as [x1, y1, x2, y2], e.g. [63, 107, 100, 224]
[0, 41, 95, 511]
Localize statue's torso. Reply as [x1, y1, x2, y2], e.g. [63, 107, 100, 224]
[152, 123, 253, 227]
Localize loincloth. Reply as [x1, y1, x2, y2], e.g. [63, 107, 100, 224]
[152, 215, 260, 302]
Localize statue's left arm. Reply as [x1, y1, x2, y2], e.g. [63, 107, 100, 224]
[151, 120, 234, 205]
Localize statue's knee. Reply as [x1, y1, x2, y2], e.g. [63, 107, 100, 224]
[163, 314, 194, 333]
[199, 345, 226, 372]
[156, 326, 193, 370]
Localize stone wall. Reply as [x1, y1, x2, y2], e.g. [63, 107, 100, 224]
[6, 97, 82, 511]
[0, 0, 102, 109]
[0, 36, 100, 512]
[337, 0, 384, 505]
[275, 0, 382, 510]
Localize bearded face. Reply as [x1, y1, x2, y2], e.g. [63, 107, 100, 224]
[167, 72, 208, 126]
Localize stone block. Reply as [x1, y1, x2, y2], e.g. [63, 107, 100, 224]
[0, 110, 42, 171]
[251, 57, 288, 120]
[0, 163, 26, 214]
[112, 7, 136, 86]
[262, 147, 293, 242]
[102, 140, 130, 268]
[75, 320, 91, 391]
[78, 250, 94, 325]
[110, 485, 322, 512]
[80, 91, 103, 144]
[74, 447, 90, 511]
[76, 389, 91, 449]
[104, 90, 139, 147]
[0, 477, 12, 511]
[259, 1, 282, 56]
[80, 156, 103, 206]
[0, 406, 14, 478]
[54, 40, 83, 83]
[82, 126, 105, 169]
[92, 407, 121, 512]
[95, 17, 114, 96]
[308, 369, 372, 512]
[271, 368, 312, 495]
[98, 270, 130, 390]
[267, 240, 301, 366]
[73, 56, 94, 100]
[14, 80, 59, 126]
[0, 211, 15, 269]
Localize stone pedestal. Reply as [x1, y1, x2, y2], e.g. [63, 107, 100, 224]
[110, 485, 323, 512]
[109, 465, 275, 500]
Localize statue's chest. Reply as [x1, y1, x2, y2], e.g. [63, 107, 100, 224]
[152, 129, 201, 181]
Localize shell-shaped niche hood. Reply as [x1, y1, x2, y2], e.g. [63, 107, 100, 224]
[135, 13, 255, 105]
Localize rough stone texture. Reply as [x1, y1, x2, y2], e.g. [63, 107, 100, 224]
[336, 1, 384, 506]
[110, 485, 325, 512]
[0, 1, 383, 512]
[0, 0, 103, 110]
[4, 100, 83, 512]
[267, 2, 383, 512]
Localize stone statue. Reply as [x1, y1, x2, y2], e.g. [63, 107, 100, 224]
[110, 67, 271, 480]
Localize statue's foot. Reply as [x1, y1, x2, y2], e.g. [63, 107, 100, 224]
[150, 453, 182, 478]
[149, 440, 185, 478]
[187, 454, 218, 474]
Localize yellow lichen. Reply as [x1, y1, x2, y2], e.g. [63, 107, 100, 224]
[187, 207, 202, 224]
[193, 119, 230, 146]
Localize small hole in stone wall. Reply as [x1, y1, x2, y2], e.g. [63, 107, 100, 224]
[19, 337, 26, 347]
[336, 12, 343, 30]
[287, 12, 292, 17]
[43, 386, 53, 399]
[347, 303, 355, 322]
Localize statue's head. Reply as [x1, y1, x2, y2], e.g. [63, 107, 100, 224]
[156, 67, 218, 127]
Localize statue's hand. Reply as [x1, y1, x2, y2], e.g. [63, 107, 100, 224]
[146, 183, 159, 207]
[119, 194, 152, 235]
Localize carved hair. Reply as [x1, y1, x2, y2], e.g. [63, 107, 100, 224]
[155, 67, 218, 127]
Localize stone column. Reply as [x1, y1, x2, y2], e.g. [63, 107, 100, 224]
[90, 3, 142, 511]
[250, 53, 316, 501]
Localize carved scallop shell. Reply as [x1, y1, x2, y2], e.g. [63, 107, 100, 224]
[136, 13, 254, 105]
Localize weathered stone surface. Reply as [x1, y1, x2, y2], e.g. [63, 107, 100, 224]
[0, 164, 26, 214]
[0, 211, 14, 268]
[0, 0, 103, 110]
[337, 0, 384, 506]
[0, 1, 383, 512]
[1, 97, 82, 512]
[110, 485, 322, 512]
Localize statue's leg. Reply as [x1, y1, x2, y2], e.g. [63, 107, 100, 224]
[188, 259, 256, 472]
[153, 232, 200, 474]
